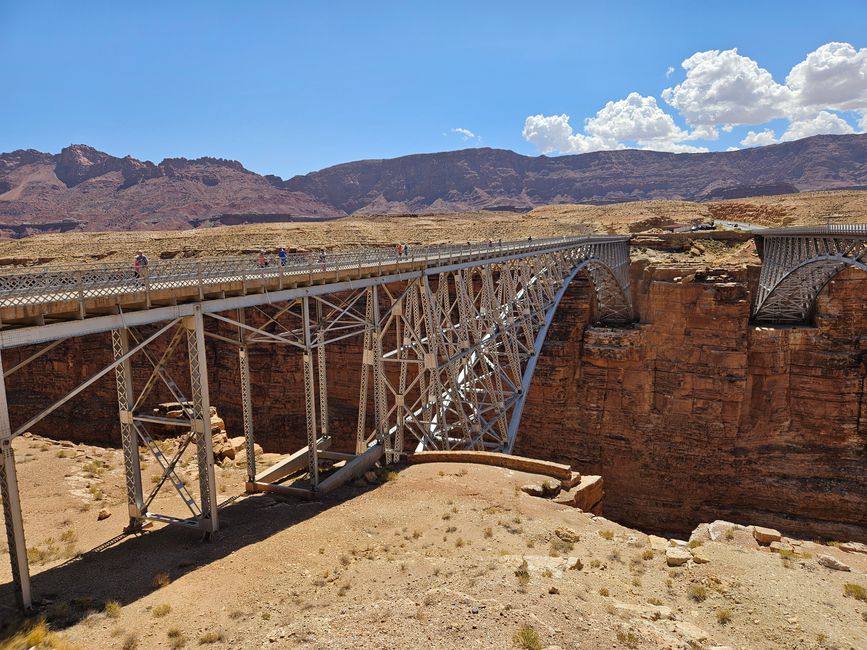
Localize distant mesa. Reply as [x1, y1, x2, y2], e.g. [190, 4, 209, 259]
[0, 134, 865, 232]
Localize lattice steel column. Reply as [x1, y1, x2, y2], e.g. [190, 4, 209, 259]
[355, 287, 374, 455]
[184, 308, 218, 533]
[238, 346, 255, 483]
[316, 300, 330, 446]
[112, 328, 144, 525]
[301, 297, 319, 486]
[0, 352, 31, 610]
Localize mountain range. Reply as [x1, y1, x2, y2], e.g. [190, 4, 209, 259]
[0, 134, 865, 235]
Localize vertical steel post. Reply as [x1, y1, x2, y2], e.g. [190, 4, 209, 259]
[185, 308, 218, 533]
[239, 346, 255, 484]
[355, 287, 374, 455]
[301, 296, 319, 486]
[112, 328, 144, 526]
[316, 300, 329, 445]
[369, 285, 389, 455]
[0, 352, 32, 610]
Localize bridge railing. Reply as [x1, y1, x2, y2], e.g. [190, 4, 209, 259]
[756, 223, 867, 236]
[0, 235, 628, 308]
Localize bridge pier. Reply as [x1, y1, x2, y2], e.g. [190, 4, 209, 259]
[0, 352, 32, 611]
[112, 328, 145, 528]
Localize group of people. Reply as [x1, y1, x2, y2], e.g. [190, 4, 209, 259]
[395, 243, 411, 256]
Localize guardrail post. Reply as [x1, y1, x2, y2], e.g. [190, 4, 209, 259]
[75, 270, 85, 319]
[196, 261, 204, 300]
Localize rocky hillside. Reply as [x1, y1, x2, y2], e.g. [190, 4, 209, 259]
[1, 134, 866, 234]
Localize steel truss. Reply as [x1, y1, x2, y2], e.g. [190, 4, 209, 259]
[753, 225, 867, 323]
[0, 236, 631, 611]
[356, 246, 632, 459]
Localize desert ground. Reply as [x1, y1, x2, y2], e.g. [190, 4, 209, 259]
[1, 432, 866, 650]
[0, 190, 864, 268]
[0, 193, 866, 649]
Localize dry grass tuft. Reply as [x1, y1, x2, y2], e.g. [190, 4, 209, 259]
[512, 624, 542, 650]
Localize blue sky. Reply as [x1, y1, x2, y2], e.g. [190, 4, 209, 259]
[1, 1, 866, 177]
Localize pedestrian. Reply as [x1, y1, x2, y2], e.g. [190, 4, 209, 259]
[258, 250, 268, 268]
[404, 243, 410, 256]
[396, 243, 404, 257]
[319, 249, 326, 271]
[278, 247, 288, 266]
[488, 239, 493, 247]
[134, 250, 148, 278]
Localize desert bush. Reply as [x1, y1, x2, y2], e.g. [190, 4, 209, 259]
[687, 584, 707, 602]
[843, 582, 866, 602]
[598, 530, 614, 540]
[512, 624, 541, 650]
[716, 608, 732, 624]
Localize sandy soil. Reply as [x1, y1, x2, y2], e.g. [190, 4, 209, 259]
[2, 433, 866, 649]
[0, 191, 863, 268]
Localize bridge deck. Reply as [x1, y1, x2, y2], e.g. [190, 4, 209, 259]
[0, 236, 627, 346]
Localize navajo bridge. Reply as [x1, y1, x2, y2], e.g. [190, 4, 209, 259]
[1, 225, 865, 610]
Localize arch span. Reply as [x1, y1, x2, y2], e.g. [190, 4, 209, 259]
[357, 244, 634, 458]
[754, 256, 867, 323]
[752, 226, 867, 323]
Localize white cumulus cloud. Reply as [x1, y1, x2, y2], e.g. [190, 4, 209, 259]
[786, 42, 867, 112]
[523, 93, 708, 155]
[740, 129, 778, 147]
[662, 48, 792, 126]
[666, 66, 675, 78]
[451, 127, 478, 141]
[779, 111, 856, 141]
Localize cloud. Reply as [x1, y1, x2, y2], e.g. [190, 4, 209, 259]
[786, 42, 867, 112]
[740, 129, 778, 147]
[450, 127, 478, 142]
[523, 93, 708, 155]
[524, 41, 866, 156]
[665, 66, 675, 78]
[662, 48, 792, 126]
[779, 111, 855, 141]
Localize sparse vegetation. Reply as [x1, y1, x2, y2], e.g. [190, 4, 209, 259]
[152, 572, 171, 588]
[599, 587, 609, 597]
[599, 530, 614, 540]
[843, 582, 867, 602]
[687, 584, 708, 602]
[648, 597, 663, 606]
[549, 536, 574, 557]
[153, 603, 172, 618]
[104, 600, 122, 619]
[642, 549, 654, 560]
[616, 629, 639, 648]
[515, 559, 530, 591]
[167, 627, 187, 649]
[716, 608, 732, 624]
[687, 539, 703, 549]
[483, 526, 493, 538]
[122, 634, 138, 650]
[512, 624, 542, 650]
[198, 631, 225, 644]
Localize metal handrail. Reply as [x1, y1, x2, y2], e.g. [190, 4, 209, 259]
[756, 223, 867, 236]
[0, 235, 629, 308]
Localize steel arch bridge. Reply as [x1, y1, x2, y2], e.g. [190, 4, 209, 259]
[0, 235, 632, 610]
[752, 224, 867, 323]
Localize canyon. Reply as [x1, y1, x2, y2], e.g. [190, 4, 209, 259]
[2, 134, 867, 233]
[4, 251, 864, 544]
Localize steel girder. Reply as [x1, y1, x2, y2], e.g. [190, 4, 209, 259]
[753, 226, 867, 323]
[356, 243, 632, 457]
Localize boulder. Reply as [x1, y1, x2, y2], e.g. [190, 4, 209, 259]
[840, 541, 867, 555]
[521, 483, 544, 497]
[689, 523, 710, 543]
[752, 526, 781, 545]
[817, 554, 851, 572]
[541, 480, 561, 498]
[769, 541, 793, 554]
[707, 520, 742, 541]
[560, 471, 582, 489]
[666, 547, 692, 567]
[210, 415, 226, 433]
[229, 436, 247, 453]
[552, 487, 577, 506]
[572, 475, 603, 513]
[97, 508, 111, 521]
[648, 535, 669, 551]
[554, 527, 580, 544]
[611, 601, 675, 621]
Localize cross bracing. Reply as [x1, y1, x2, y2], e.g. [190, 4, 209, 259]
[0, 235, 632, 611]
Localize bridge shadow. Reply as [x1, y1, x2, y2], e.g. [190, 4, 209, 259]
[0, 480, 380, 635]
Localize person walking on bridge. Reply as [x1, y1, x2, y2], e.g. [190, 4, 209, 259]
[133, 250, 148, 279]
[278, 247, 288, 266]
[258, 250, 268, 268]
